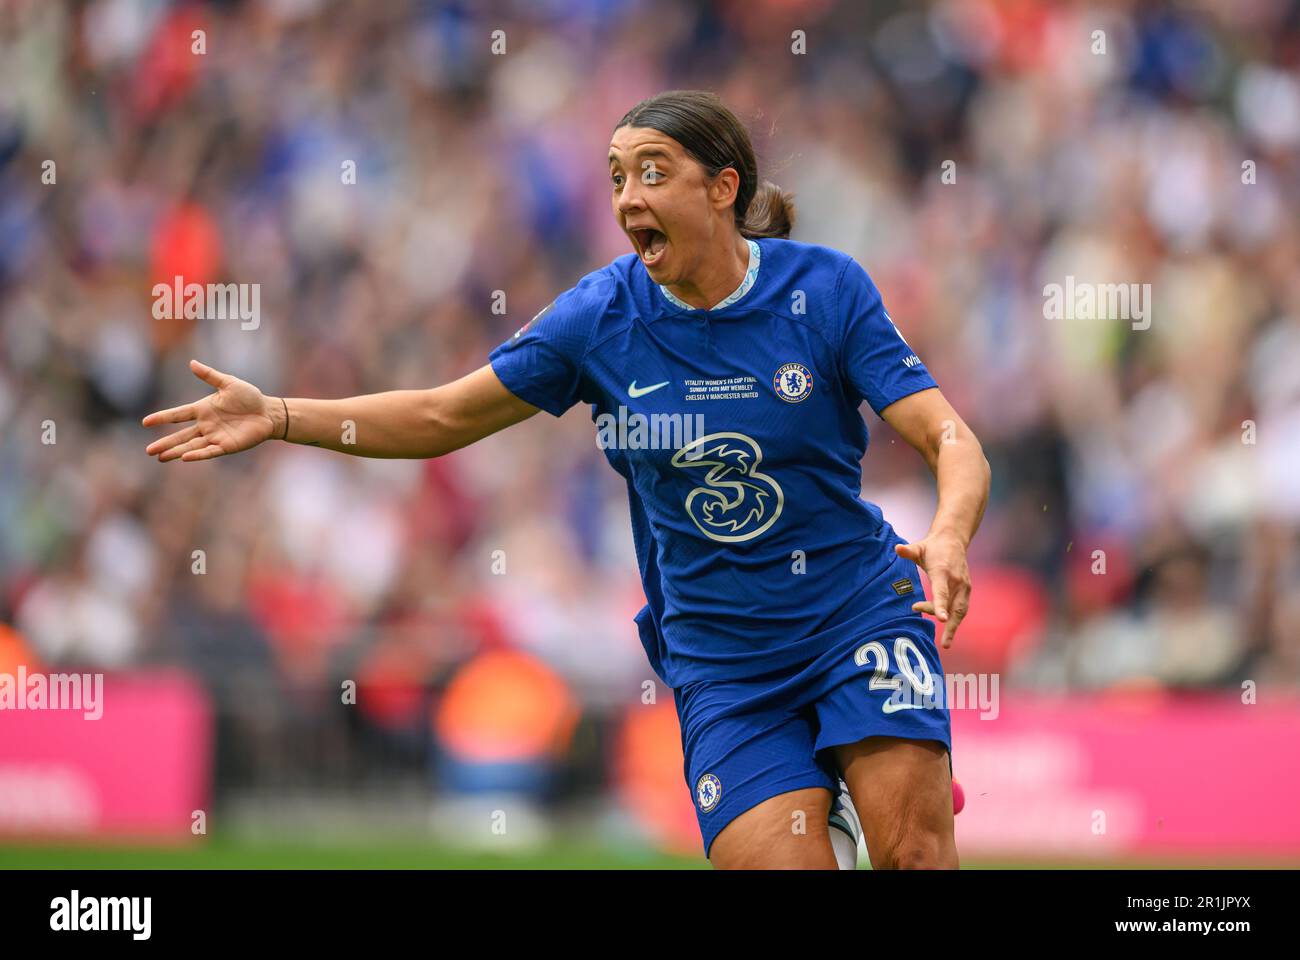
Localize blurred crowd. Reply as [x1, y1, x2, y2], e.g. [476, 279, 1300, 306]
[2, 0, 1299, 815]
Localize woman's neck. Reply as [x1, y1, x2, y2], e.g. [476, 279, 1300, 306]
[664, 233, 751, 310]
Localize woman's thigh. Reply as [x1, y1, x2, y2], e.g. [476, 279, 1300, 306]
[708, 786, 837, 869]
[832, 735, 957, 869]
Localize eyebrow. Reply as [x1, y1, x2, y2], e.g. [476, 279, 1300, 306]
[608, 147, 674, 166]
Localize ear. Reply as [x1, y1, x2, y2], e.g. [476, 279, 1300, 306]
[709, 166, 740, 209]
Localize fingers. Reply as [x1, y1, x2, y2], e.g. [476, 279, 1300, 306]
[180, 443, 226, 462]
[141, 360, 226, 429]
[904, 536, 972, 649]
[146, 425, 200, 457]
[913, 582, 971, 648]
[159, 434, 213, 463]
[189, 358, 231, 390]
[894, 541, 922, 563]
[141, 403, 197, 428]
[938, 578, 971, 649]
[931, 571, 951, 622]
[941, 604, 967, 649]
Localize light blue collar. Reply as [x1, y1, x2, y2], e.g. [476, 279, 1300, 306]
[659, 238, 761, 311]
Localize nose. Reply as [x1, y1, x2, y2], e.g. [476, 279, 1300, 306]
[616, 177, 646, 217]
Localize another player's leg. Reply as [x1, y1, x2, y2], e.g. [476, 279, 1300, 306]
[827, 777, 862, 869]
[708, 786, 837, 869]
[832, 735, 957, 870]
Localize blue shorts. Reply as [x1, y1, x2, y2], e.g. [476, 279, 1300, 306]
[673, 613, 952, 858]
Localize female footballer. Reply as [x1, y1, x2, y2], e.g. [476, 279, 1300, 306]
[144, 90, 991, 869]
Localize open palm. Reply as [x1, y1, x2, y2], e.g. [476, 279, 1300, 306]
[143, 359, 278, 462]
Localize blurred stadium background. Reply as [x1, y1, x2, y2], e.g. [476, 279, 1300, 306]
[2, 0, 1299, 868]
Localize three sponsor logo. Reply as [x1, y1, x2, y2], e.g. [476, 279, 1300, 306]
[603, 363, 814, 543]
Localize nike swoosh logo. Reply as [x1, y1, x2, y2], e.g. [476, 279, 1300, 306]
[628, 380, 670, 398]
[881, 701, 926, 715]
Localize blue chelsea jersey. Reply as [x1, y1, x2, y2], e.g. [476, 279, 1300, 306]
[488, 238, 938, 688]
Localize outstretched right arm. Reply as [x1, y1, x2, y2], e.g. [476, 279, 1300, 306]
[143, 359, 540, 462]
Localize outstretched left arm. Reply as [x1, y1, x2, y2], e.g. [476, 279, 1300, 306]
[878, 387, 992, 649]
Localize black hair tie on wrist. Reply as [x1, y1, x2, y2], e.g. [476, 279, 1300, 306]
[280, 397, 289, 441]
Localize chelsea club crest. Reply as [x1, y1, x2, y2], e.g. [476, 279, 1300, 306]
[773, 362, 813, 403]
[696, 773, 722, 812]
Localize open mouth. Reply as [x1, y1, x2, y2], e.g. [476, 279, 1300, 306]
[630, 227, 668, 267]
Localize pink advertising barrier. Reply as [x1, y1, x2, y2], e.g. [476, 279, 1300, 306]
[951, 690, 1300, 859]
[0, 670, 211, 838]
